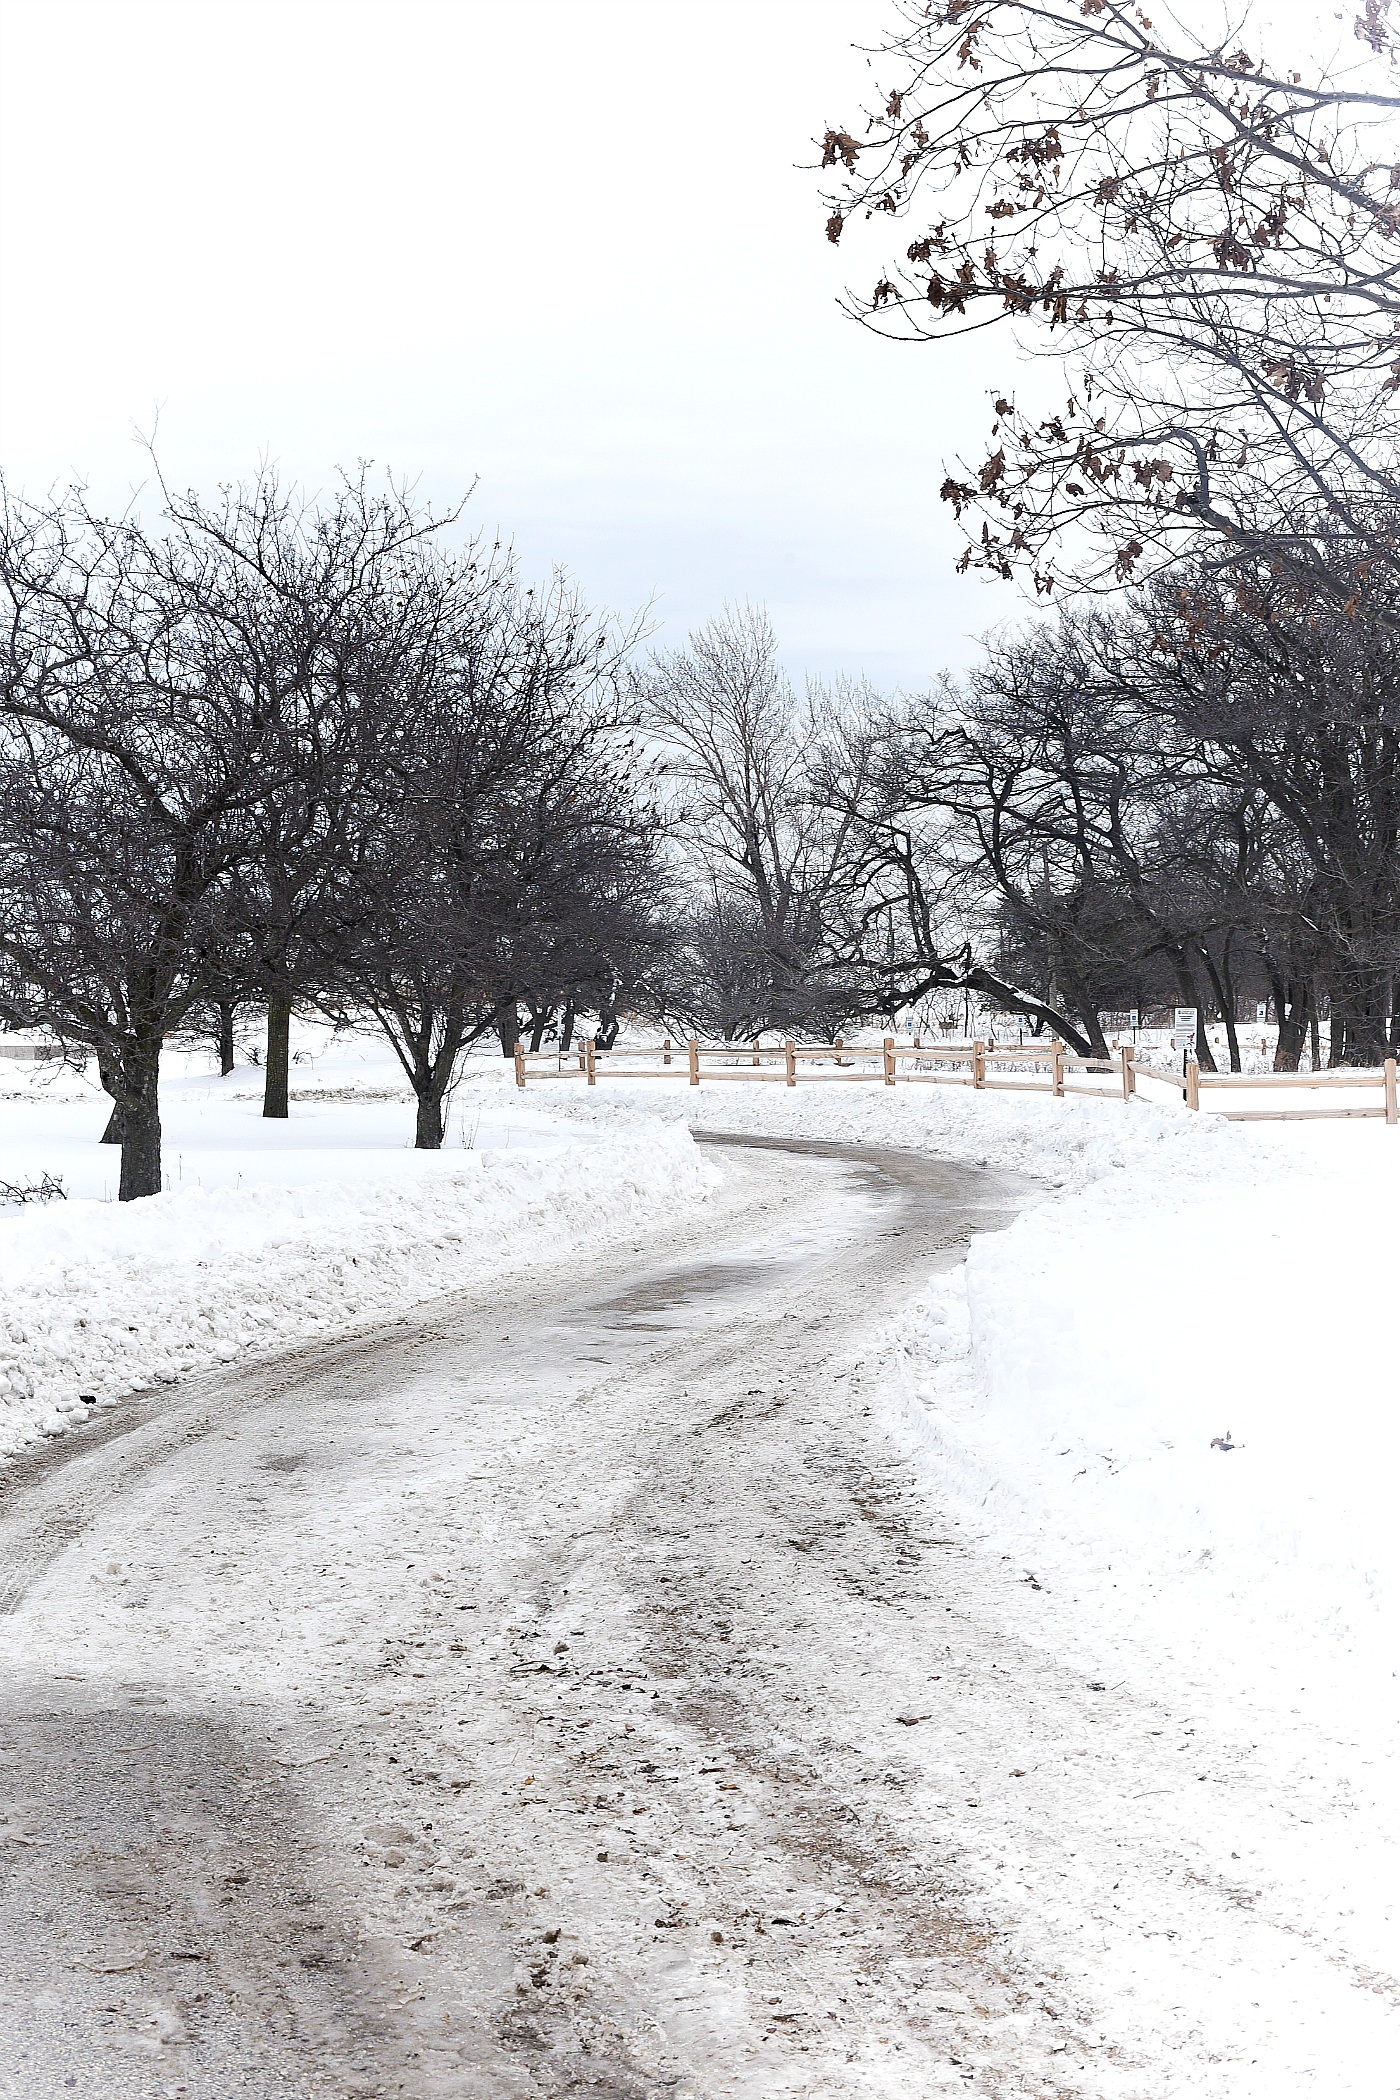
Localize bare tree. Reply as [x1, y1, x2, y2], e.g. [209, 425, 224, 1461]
[833, 578, 1399, 1065]
[179, 964, 252, 1077]
[337, 564, 654, 1146]
[813, 611, 1277, 1058]
[150, 468, 459, 1117]
[0, 488, 260, 1198]
[819, 0, 1400, 607]
[672, 889, 784, 1041]
[641, 607, 873, 1034]
[951, 619, 1232, 1061]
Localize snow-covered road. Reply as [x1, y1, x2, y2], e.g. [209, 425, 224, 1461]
[1, 1133, 1395, 2099]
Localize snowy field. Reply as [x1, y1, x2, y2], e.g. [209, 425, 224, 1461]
[1, 1019, 1396, 2089]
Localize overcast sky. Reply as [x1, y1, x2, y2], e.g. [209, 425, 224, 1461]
[0, 0, 1343, 688]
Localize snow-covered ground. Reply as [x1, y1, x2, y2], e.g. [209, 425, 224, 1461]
[6, 1022, 1395, 1711]
[558, 1076, 1400, 1681]
[2, 1021, 1396, 2090]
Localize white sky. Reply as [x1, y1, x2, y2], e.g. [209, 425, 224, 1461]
[0, 0, 1352, 688]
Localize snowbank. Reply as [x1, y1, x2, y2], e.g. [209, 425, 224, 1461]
[536, 1062, 1244, 1189]
[887, 1127, 1400, 1696]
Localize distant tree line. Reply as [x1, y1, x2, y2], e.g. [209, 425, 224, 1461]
[2, 471, 1396, 1203]
[640, 574, 1399, 1074]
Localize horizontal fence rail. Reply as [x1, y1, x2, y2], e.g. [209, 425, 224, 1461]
[513, 1034, 1399, 1127]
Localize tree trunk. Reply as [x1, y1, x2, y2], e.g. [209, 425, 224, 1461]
[120, 1098, 162, 1202]
[1199, 946, 1241, 1072]
[1194, 1012, 1215, 1069]
[496, 1003, 520, 1058]
[97, 1058, 124, 1144]
[1222, 1005, 1242, 1074]
[1273, 1026, 1303, 1070]
[1168, 952, 1217, 1071]
[117, 1041, 163, 1201]
[414, 1087, 444, 1149]
[1070, 990, 1109, 1059]
[264, 995, 291, 1118]
[560, 999, 576, 1053]
[1270, 976, 1306, 1070]
[217, 1000, 236, 1076]
[1308, 987, 1321, 1071]
[527, 1003, 552, 1054]
[1042, 951, 1109, 1057]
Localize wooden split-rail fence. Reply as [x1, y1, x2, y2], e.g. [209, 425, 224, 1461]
[1129, 1049, 1399, 1123]
[514, 1034, 1399, 1126]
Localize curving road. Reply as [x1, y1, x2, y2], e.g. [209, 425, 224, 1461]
[6, 1131, 1359, 2099]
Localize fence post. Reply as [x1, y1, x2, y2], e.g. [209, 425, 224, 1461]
[883, 1036, 896, 1086]
[688, 1038, 700, 1087]
[1185, 1056, 1200, 1111]
[785, 1038, 796, 1087]
[663, 1037, 672, 1066]
[1052, 1042, 1065, 1097]
[753, 1037, 761, 1067]
[1120, 1044, 1135, 1101]
[972, 1038, 985, 1089]
[514, 1039, 526, 1090]
[835, 1036, 844, 1066]
[1385, 1056, 1398, 1125]
[586, 1038, 596, 1086]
